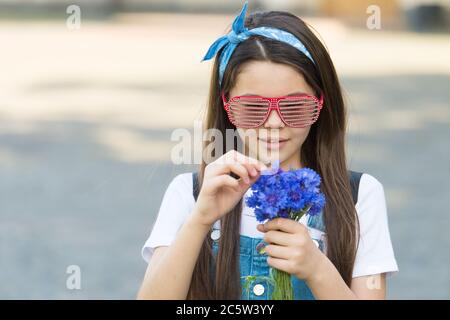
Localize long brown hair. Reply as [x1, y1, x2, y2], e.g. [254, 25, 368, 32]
[187, 10, 359, 299]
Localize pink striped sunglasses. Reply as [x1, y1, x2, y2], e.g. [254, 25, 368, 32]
[221, 91, 324, 128]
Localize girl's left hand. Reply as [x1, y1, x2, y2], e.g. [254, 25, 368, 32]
[256, 217, 325, 282]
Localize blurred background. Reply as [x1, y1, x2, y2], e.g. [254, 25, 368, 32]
[0, 0, 449, 299]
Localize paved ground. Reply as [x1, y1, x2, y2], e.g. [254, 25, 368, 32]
[0, 13, 449, 299]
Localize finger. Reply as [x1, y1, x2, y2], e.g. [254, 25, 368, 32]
[264, 230, 295, 246]
[267, 257, 294, 275]
[256, 224, 265, 233]
[262, 217, 305, 234]
[240, 161, 260, 179]
[229, 151, 268, 183]
[219, 150, 268, 172]
[209, 162, 251, 184]
[264, 244, 292, 260]
[233, 151, 268, 172]
[207, 174, 240, 192]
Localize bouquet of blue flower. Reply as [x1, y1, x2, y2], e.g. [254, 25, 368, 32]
[245, 162, 326, 300]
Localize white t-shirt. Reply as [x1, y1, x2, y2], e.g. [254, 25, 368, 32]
[141, 172, 399, 278]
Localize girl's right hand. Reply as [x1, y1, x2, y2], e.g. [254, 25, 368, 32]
[192, 150, 268, 227]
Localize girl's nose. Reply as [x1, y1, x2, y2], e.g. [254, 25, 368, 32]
[263, 109, 285, 128]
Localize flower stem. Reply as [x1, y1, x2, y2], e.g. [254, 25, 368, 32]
[271, 268, 294, 300]
[291, 205, 310, 222]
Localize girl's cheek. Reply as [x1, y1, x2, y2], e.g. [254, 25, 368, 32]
[286, 130, 309, 153]
[292, 127, 310, 144]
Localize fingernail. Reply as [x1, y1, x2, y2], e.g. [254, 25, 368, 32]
[256, 242, 266, 254]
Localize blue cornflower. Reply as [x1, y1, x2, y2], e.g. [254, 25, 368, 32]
[245, 165, 326, 223]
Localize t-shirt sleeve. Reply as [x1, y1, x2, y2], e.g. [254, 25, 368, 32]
[141, 172, 194, 264]
[352, 173, 399, 278]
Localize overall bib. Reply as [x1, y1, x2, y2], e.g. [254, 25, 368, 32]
[192, 170, 362, 300]
[210, 213, 325, 300]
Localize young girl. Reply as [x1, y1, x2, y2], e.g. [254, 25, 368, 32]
[137, 2, 398, 300]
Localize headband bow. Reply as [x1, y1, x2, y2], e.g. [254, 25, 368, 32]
[201, 1, 315, 86]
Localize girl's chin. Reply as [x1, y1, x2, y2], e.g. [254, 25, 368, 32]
[255, 152, 286, 167]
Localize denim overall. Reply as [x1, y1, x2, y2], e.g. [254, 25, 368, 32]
[192, 170, 361, 300]
[210, 213, 326, 300]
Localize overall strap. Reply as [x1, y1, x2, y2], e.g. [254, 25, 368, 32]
[192, 171, 200, 201]
[192, 170, 363, 205]
[348, 170, 363, 205]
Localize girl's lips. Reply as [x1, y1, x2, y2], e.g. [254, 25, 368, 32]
[258, 138, 289, 150]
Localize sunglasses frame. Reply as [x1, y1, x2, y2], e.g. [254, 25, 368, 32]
[221, 91, 324, 128]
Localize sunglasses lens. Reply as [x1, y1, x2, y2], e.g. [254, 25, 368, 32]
[227, 98, 270, 128]
[279, 97, 321, 127]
